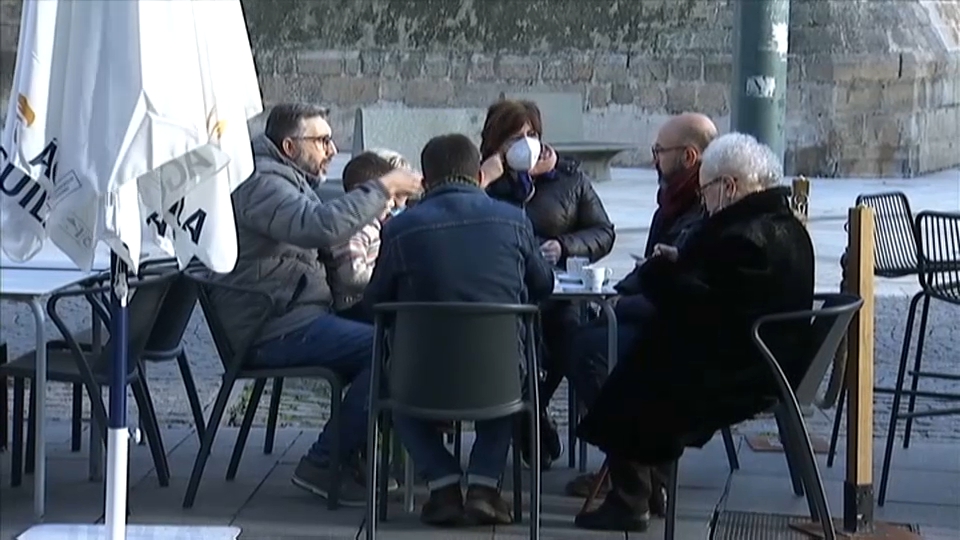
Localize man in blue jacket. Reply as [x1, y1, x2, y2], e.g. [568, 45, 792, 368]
[366, 133, 554, 527]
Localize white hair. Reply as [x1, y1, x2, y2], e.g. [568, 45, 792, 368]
[701, 132, 782, 189]
[368, 148, 413, 171]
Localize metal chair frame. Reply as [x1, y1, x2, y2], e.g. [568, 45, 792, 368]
[180, 269, 346, 510]
[365, 302, 543, 539]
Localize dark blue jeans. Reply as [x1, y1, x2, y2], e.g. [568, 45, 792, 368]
[250, 314, 373, 467]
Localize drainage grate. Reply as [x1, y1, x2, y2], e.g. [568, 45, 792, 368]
[711, 512, 919, 540]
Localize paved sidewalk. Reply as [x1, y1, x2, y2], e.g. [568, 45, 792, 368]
[2, 424, 957, 539]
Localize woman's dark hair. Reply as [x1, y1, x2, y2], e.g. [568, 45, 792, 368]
[342, 152, 395, 192]
[479, 99, 544, 160]
[264, 103, 329, 149]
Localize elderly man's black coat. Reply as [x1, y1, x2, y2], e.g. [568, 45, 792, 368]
[577, 186, 815, 464]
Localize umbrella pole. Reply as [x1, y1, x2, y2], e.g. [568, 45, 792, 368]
[106, 252, 130, 540]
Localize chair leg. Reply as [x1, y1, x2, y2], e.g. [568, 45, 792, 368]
[774, 409, 805, 497]
[11, 377, 25, 487]
[568, 384, 577, 469]
[131, 376, 170, 487]
[826, 383, 846, 468]
[327, 379, 343, 510]
[176, 351, 206, 442]
[25, 379, 36, 474]
[721, 427, 740, 471]
[879, 292, 924, 506]
[264, 378, 283, 454]
[378, 413, 392, 522]
[664, 460, 679, 540]
[529, 405, 541, 539]
[780, 399, 836, 539]
[226, 379, 266, 481]
[902, 295, 932, 449]
[364, 405, 382, 540]
[0, 342, 7, 451]
[183, 378, 235, 508]
[512, 414, 523, 524]
[70, 384, 83, 452]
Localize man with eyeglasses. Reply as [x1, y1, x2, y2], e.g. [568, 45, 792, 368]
[563, 112, 718, 502]
[207, 103, 422, 506]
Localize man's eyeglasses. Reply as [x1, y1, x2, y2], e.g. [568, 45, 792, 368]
[651, 145, 686, 158]
[293, 135, 334, 146]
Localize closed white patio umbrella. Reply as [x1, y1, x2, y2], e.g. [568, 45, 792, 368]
[1, 0, 262, 538]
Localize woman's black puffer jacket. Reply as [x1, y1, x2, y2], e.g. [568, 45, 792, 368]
[487, 157, 616, 263]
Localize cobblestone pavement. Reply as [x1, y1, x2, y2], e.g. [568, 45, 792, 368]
[2, 288, 958, 443]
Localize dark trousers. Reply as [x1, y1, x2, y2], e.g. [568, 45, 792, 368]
[609, 457, 672, 514]
[539, 301, 581, 406]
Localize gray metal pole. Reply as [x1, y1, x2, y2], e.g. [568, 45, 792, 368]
[730, 0, 790, 164]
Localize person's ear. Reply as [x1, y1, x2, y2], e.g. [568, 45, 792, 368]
[683, 147, 698, 168]
[281, 138, 297, 159]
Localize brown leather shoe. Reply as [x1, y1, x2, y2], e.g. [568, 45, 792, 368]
[464, 485, 513, 525]
[420, 484, 464, 527]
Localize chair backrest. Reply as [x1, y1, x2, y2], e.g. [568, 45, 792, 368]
[855, 192, 918, 277]
[351, 107, 486, 169]
[183, 268, 275, 373]
[374, 302, 537, 420]
[90, 272, 177, 374]
[915, 211, 960, 303]
[502, 91, 585, 143]
[792, 293, 863, 406]
[142, 273, 199, 354]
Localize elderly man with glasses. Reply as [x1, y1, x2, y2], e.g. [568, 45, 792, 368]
[574, 132, 815, 532]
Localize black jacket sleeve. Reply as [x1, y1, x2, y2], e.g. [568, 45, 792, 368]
[555, 175, 616, 262]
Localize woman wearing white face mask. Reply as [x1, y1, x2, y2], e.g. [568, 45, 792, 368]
[480, 98, 616, 471]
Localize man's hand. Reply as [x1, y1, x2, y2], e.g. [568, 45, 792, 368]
[540, 239, 562, 264]
[479, 154, 505, 187]
[651, 243, 679, 262]
[380, 169, 422, 198]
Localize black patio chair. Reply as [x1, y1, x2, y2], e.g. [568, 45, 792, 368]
[827, 201, 960, 478]
[365, 302, 542, 540]
[1, 270, 177, 487]
[54, 258, 207, 450]
[877, 210, 960, 505]
[662, 292, 863, 540]
[180, 268, 346, 510]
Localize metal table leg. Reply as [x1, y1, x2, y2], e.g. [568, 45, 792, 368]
[29, 297, 46, 519]
[601, 300, 618, 373]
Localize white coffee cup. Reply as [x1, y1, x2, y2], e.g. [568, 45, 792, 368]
[505, 136, 542, 172]
[566, 256, 589, 279]
[582, 265, 611, 292]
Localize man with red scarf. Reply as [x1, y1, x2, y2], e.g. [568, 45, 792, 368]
[562, 113, 717, 502]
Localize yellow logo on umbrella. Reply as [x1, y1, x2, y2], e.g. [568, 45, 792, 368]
[17, 94, 35, 126]
[207, 108, 226, 142]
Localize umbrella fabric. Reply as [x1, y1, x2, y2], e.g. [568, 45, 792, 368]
[0, 0, 262, 273]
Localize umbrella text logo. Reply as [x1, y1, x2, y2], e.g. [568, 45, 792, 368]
[0, 140, 60, 223]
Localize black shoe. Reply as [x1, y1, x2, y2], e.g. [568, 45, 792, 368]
[464, 484, 513, 525]
[291, 457, 367, 507]
[520, 412, 563, 470]
[575, 491, 650, 532]
[420, 484, 464, 527]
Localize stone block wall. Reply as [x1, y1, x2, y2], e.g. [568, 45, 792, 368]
[1, 0, 958, 177]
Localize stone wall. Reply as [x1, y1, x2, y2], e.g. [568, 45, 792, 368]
[1, 0, 958, 177]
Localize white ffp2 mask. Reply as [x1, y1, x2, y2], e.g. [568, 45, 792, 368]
[505, 137, 542, 172]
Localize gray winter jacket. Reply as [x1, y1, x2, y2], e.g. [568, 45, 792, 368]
[208, 134, 390, 355]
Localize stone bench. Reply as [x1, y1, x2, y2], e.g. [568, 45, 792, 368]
[503, 91, 634, 182]
[351, 106, 487, 172]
